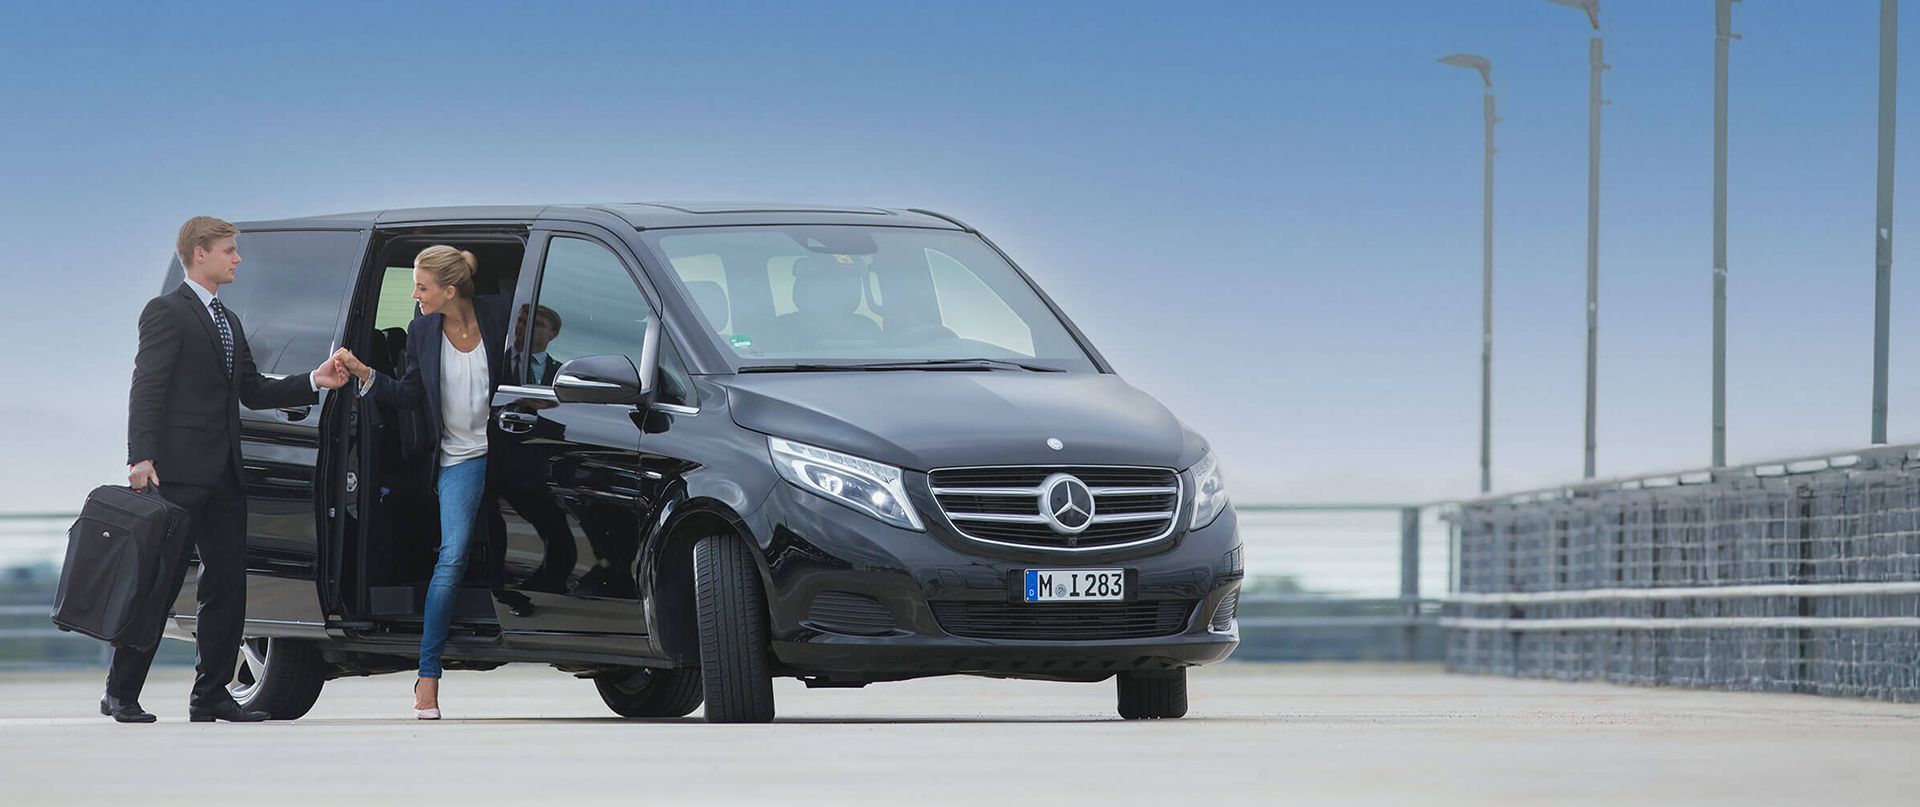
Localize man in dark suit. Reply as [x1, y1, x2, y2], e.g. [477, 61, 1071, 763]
[523, 304, 563, 385]
[109, 216, 350, 723]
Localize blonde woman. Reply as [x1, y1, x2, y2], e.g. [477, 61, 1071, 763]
[335, 245, 509, 719]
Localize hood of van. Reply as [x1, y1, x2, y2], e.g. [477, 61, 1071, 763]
[721, 371, 1206, 472]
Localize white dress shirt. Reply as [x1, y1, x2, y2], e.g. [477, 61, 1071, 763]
[528, 351, 553, 385]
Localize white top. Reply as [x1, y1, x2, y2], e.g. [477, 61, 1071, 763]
[439, 333, 490, 466]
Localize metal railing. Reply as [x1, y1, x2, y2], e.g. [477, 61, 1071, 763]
[1230, 504, 1447, 661]
[3, 503, 1454, 666]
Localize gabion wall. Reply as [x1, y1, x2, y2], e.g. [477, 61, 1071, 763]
[1445, 446, 1920, 702]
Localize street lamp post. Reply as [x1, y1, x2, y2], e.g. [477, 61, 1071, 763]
[1548, 0, 1606, 480]
[1713, 0, 1738, 467]
[1442, 54, 1496, 494]
[1873, 0, 1898, 445]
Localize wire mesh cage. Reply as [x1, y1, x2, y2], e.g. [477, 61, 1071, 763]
[1444, 446, 1920, 702]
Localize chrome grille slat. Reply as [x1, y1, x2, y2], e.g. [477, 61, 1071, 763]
[928, 464, 1183, 552]
[929, 486, 1041, 496]
[946, 512, 1050, 524]
[1088, 512, 1169, 524]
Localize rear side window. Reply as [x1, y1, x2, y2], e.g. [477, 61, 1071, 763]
[372, 266, 419, 329]
[213, 230, 365, 376]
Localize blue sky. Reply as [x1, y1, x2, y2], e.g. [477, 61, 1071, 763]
[1, 0, 1916, 512]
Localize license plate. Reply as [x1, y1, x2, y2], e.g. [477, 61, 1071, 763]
[1024, 569, 1125, 602]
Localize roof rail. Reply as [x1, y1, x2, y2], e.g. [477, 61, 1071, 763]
[905, 208, 975, 232]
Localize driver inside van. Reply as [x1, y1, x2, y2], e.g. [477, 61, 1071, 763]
[768, 256, 881, 349]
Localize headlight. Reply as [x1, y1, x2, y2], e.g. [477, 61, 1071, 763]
[1188, 451, 1229, 530]
[768, 436, 923, 531]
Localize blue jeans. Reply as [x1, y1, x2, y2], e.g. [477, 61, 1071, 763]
[420, 456, 486, 678]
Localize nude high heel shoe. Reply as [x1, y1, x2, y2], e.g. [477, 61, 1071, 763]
[414, 678, 441, 720]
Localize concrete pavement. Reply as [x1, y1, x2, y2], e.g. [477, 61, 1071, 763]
[0, 662, 1914, 805]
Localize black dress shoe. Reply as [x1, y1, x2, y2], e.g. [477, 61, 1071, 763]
[188, 700, 271, 723]
[100, 694, 156, 723]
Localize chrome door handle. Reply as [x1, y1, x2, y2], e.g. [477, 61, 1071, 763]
[497, 410, 537, 433]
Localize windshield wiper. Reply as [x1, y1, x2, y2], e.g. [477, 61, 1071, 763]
[856, 358, 1066, 372]
[738, 359, 1064, 373]
[738, 363, 868, 373]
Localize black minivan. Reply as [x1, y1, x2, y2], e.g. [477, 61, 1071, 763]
[163, 202, 1240, 722]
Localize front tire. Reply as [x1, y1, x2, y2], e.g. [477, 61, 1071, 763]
[593, 667, 704, 718]
[692, 533, 776, 723]
[230, 637, 327, 720]
[1116, 669, 1188, 720]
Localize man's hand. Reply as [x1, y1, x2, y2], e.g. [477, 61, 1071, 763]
[332, 348, 372, 384]
[129, 460, 160, 491]
[314, 355, 350, 390]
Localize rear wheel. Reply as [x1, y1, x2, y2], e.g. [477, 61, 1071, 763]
[692, 533, 776, 723]
[593, 667, 704, 718]
[230, 637, 327, 720]
[1116, 669, 1187, 720]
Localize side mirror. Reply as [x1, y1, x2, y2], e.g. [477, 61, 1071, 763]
[552, 318, 660, 406]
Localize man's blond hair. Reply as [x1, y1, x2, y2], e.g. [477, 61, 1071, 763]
[177, 216, 238, 267]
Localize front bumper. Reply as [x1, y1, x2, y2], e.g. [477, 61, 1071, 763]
[743, 477, 1242, 682]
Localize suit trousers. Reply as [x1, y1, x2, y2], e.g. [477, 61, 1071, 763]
[105, 463, 249, 707]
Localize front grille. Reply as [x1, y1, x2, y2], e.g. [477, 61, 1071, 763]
[928, 465, 1182, 551]
[1210, 591, 1239, 631]
[931, 600, 1196, 641]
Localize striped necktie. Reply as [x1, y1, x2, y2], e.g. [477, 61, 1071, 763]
[209, 298, 235, 377]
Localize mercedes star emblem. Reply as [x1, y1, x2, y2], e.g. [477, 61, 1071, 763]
[1039, 473, 1095, 536]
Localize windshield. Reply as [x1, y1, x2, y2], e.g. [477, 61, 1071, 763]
[640, 226, 1097, 371]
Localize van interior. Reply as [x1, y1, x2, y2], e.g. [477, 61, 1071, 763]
[333, 232, 526, 631]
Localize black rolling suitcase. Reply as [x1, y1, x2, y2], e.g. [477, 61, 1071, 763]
[50, 485, 192, 652]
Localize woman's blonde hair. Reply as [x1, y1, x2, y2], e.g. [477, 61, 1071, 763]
[416, 245, 478, 298]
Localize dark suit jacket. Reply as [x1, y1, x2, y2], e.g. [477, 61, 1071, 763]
[127, 282, 320, 486]
[366, 295, 511, 473]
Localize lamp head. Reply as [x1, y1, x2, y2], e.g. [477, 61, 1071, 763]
[1439, 54, 1493, 88]
[1546, 0, 1601, 29]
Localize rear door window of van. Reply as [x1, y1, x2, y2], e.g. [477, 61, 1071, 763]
[218, 230, 365, 376]
[373, 267, 419, 330]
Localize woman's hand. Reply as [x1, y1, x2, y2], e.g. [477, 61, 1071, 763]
[332, 348, 372, 383]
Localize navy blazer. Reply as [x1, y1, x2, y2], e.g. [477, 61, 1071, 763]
[366, 295, 512, 474]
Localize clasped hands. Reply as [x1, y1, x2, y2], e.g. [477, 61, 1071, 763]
[326, 348, 373, 387]
[311, 348, 370, 391]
